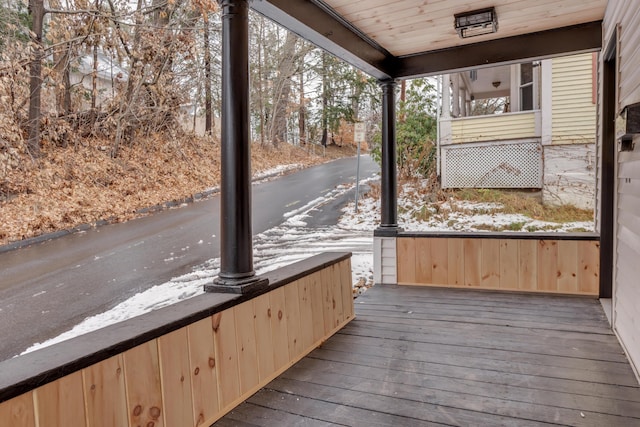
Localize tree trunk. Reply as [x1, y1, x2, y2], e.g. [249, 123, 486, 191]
[27, 0, 44, 158]
[53, 38, 72, 117]
[321, 52, 328, 147]
[113, 0, 143, 157]
[204, 16, 212, 135]
[269, 31, 297, 146]
[257, 18, 265, 145]
[91, 42, 98, 114]
[399, 79, 406, 123]
[298, 66, 305, 145]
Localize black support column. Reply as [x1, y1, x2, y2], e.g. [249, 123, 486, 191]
[205, 0, 268, 294]
[377, 79, 401, 233]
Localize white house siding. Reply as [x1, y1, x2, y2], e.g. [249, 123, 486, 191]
[603, 0, 640, 379]
[541, 54, 597, 209]
[448, 111, 538, 144]
[551, 53, 597, 145]
[542, 144, 596, 210]
[373, 237, 397, 285]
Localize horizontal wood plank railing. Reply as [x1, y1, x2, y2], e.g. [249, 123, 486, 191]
[396, 233, 599, 295]
[0, 252, 354, 427]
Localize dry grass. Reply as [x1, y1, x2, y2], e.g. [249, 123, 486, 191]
[0, 138, 356, 246]
[452, 188, 594, 223]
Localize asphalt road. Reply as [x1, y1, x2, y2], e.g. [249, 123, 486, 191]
[0, 155, 379, 361]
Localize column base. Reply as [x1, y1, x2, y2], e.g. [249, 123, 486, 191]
[204, 275, 270, 295]
[374, 225, 403, 237]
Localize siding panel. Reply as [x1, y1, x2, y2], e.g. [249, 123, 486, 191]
[604, 0, 640, 377]
[450, 112, 538, 144]
[551, 53, 597, 145]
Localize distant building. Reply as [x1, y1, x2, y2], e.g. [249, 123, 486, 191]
[438, 52, 597, 209]
[69, 52, 129, 108]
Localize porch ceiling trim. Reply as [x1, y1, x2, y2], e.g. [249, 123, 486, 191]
[251, 0, 602, 80]
[397, 21, 603, 78]
[250, 0, 397, 80]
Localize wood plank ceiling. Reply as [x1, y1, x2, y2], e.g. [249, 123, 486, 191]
[325, 0, 606, 56]
[251, 0, 607, 80]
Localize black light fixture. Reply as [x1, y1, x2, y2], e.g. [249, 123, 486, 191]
[454, 7, 498, 39]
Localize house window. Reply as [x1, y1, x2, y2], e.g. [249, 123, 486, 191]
[520, 63, 534, 111]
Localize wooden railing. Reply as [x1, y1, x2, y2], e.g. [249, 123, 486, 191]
[0, 252, 354, 427]
[439, 110, 541, 145]
[396, 232, 600, 295]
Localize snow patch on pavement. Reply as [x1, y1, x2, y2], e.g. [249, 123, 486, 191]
[22, 175, 594, 355]
[22, 179, 373, 354]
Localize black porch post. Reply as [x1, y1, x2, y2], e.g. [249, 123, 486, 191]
[205, 0, 267, 294]
[378, 79, 400, 231]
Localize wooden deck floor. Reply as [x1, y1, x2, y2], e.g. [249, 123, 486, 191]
[214, 285, 640, 426]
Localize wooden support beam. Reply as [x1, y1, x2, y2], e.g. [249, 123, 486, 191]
[250, 0, 395, 80]
[397, 21, 602, 78]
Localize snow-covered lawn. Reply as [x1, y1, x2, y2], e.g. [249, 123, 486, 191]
[22, 176, 594, 354]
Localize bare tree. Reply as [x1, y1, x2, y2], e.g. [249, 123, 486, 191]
[27, 0, 44, 157]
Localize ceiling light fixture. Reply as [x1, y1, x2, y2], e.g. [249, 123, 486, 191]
[454, 7, 498, 39]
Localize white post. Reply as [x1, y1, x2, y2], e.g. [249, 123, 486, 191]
[452, 74, 460, 117]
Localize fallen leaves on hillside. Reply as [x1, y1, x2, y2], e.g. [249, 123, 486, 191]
[0, 136, 355, 246]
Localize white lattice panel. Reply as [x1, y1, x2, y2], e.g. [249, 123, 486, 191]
[442, 142, 542, 188]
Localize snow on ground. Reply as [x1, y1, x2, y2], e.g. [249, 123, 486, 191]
[22, 176, 594, 354]
[341, 184, 594, 234]
[252, 163, 304, 182]
[22, 179, 374, 354]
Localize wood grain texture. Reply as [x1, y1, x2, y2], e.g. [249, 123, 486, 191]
[218, 284, 640, 426]
[213, 307, 240, 410]
[430, 238, 448, 285]
[397, 236, 597, 295]
[34, 371, 86, 427]
[320, 268, 334, 335]
[327, 0, 605, 56]
[0, 260, 355, 427]
[253, 294, 276, 382]
[82, 355, 127, 427]
[339, 259, 355, 321]
[538, 240, 559, 291]
[269, 287, 289, 372]
[297, 276, 314, 351]
[481, 239, 501, 288]
[187, 316, 219, 426]
[0, 392, 35, 427]
[578, 240, 600, 293]
[123, 340, 164, 427]
[331, 264, 344, 330]
[557, 241, 579, 293]
[447, 238, 464, 286]
[415, 238, 432, 284]
[518, 239, 538, 291]
[464, 239, 482, 286]
[499, 239, 519, 289]
[396, 237, 415, 284]
[234, 301, 260, 396]
[284, 281, 303, 360]
[158, 328, 193, 427]
[309, 271, 326, 344]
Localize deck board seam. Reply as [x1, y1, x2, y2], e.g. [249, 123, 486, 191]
[309, 349, 640, 393]
[352, 313, 616, 336]
[272, 376, 571, 426]
[337, 330, 631, 364]
[281, 368, 640, 422]
[259, 386, 458, 426]
[238, 401, 351, 426]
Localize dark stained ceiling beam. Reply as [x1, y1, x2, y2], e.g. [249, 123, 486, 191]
[250, 0, 397, 80]
[397, 21, 603, 78]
